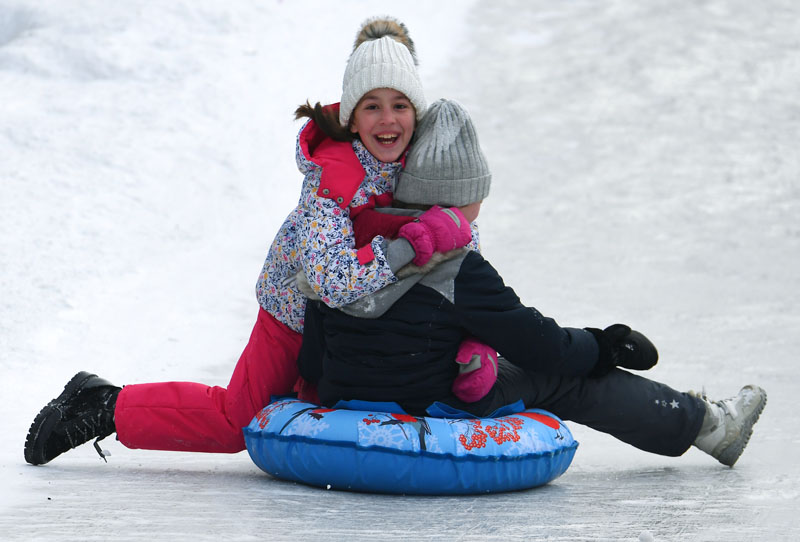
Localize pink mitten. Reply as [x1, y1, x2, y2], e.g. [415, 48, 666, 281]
[452, 337, 498, 402]
[397, 205, 472, 266]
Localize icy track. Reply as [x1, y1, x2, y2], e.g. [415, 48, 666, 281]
[1, 1, 798, 540]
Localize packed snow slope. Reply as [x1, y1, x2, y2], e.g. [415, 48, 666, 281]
[1, 0, 798, 540]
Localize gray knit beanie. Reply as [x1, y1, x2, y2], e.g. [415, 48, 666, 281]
[395, 99, 491, 207]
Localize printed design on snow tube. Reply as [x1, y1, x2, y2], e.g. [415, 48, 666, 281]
[244, 398, 578, 495]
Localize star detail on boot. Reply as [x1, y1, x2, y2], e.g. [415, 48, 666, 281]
[670, 400, 680, 409]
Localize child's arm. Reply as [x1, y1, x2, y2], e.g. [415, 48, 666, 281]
[351, 208, 414, 248]
[297, 188, 400, 309]
[298, 188, 478, 308]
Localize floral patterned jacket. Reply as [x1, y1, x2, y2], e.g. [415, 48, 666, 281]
[256, 116, 479, 333]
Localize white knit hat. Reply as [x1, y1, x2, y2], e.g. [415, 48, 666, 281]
[339, 18, 427, 127]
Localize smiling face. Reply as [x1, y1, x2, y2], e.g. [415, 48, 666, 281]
[349, 88, 416, 163]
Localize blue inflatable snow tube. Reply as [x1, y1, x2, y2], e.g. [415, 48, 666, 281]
[244, 398, 578, 495]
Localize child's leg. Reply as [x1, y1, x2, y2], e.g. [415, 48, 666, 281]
[115, 309, 302, 453]
[479, 361, 706, 457]
[540, 369, 705, 456]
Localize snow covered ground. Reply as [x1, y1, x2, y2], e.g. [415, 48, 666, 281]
[2, 0, 798, 540]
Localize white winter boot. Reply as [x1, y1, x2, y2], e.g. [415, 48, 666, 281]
[690, 385, 767, 467]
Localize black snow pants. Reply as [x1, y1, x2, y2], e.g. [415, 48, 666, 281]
[442, 359, 707, 457]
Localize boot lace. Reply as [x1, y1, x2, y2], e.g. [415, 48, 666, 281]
[93, 435, 110, 462]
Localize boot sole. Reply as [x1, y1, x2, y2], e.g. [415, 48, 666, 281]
[717, 388, 768, 467]
[24, 371, 98, 466]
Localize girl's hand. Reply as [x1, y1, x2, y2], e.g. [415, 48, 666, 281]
[397, 205, 472, 266]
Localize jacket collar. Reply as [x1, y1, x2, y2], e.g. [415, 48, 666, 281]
[295, 104, 405, 209]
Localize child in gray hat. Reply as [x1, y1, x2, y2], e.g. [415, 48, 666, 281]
[299, 98, 767, 467]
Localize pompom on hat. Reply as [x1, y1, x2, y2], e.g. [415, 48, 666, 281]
[339, 17, 427, 127]
[395, 99, 491, 207]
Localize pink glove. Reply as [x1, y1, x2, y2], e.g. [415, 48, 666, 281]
[397, 205, 472, 266]
[452, 337, 498, 403]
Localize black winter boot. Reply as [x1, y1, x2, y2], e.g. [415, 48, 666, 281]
[24, 371, 121, 466]
[586, 324, 659, 377]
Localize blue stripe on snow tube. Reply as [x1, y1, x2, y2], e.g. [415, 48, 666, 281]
[244, 398, 578, 495]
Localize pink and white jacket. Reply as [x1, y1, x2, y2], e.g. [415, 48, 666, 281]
[256, 114, 480, 333]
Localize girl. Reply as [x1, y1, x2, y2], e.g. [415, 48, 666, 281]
[24, 17, 477, 465]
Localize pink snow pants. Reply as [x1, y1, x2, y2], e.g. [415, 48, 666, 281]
[115, 308, 303, 453]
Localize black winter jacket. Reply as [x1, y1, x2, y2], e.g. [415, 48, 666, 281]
[297, 249, 600, 415]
